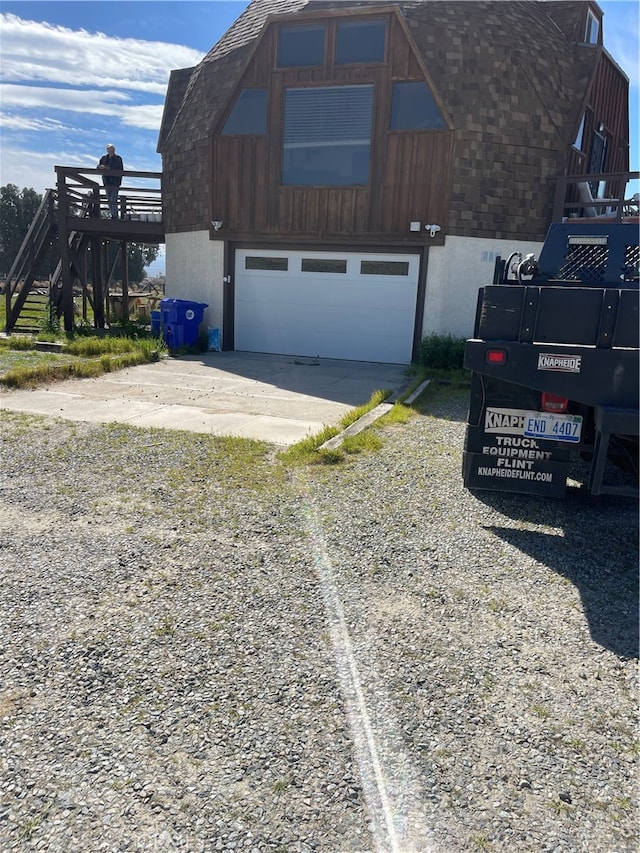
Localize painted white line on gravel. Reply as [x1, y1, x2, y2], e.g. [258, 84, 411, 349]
[300, 492, 436, 853]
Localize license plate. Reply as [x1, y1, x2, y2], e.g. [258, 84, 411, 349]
[523, 412, 582, 443]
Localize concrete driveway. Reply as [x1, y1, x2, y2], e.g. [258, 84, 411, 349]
[0, 351, 408, 445]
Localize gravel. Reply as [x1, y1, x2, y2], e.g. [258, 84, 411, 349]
[0, 387, 637, 852]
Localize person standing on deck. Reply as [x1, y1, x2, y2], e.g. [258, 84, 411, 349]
[97, 144, 123, 219]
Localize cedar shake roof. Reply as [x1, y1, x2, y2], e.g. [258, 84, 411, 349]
[156, 67, 194, 155]
[157, 0, 603, 156]
[542, 0, 602, 44]
[403, 1, 594, 146]
[158, 0, 307, 153]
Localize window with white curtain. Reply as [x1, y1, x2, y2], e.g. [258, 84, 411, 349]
[283, 85, 374, 186]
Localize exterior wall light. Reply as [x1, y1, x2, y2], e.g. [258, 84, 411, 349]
[211, 220, 223, 231]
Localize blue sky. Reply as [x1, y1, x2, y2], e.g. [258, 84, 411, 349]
[0, 1, 249, 194]
[0, 1, 638, 250]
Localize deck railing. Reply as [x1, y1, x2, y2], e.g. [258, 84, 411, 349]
[54, 166, 163, 223]
[552, 170, 639, 222]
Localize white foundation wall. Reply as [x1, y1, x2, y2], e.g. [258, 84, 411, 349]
[422, 235, 543, 339]
[165, 231, 225, 340]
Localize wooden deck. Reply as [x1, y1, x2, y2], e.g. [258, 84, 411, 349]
[56, 165, 164, 242]
[54, 166, 164, 330]
[64, 215, 165, 244]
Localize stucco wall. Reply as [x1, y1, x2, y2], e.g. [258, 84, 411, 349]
[422, 235, 543, 340]
[165, 231, 225, 341]
[165, 232, 547, 354]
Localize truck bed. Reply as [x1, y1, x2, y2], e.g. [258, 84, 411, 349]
[462, 222, 639, 498]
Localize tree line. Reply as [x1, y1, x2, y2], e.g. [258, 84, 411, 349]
[0, 184, 159, 283]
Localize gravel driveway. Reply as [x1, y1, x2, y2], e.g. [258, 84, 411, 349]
[0, 387, 637, 852]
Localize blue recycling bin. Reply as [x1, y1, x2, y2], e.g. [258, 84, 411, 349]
[150, 310, 161, 336]
[159, 299, 208, 348]
[165, 323, 185, 349]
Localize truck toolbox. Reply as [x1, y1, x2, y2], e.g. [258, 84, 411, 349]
[462, 222, 639, 499]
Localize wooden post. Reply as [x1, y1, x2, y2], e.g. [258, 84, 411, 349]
[121, 241, 129, 321]
[80, 242, 88, 321]
[55, 168, 75, 332]
[103, 242, 110, 325]
[92, 236, 104, 328]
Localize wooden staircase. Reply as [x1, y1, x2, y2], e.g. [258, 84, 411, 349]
[3, 166, 165, 334]
[2, 191, 93, 334]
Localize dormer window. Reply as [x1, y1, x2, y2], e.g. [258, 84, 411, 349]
[336, 20, 386, 64]
[221, 89, 267, 135]
[278, 24, 325, 67]
[390, 82, 446, 131]
[585, 9, 599, 44]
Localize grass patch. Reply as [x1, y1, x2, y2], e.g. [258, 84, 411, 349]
[279, 389, 391, 466]
[279, 425, 342, 465]
[281, 369, 469, 466]
[340, 388, 390, 427]
[341, 430, 384, 455]
[376, 401, 414, 427]
[0, 333, 163, 389]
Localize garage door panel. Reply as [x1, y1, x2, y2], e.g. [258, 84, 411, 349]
[236, 302, 414, 338]
[237, 322, 411, 363]
[237, 283, 415, 313]
[235, 249, 419, 363]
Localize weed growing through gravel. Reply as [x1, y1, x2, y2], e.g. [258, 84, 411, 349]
[279, 390, 391, 465]
[18, 801, 54, 841]
[281, 394, 415, 466]
[549, 800, 571, 816]
[154, 617, 176, 637]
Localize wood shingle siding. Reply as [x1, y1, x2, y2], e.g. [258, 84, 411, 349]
[158, 0, 630, 244]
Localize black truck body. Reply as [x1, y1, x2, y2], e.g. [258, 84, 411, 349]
[463, 222, 639, 498]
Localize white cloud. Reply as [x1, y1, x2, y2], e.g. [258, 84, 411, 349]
[0, 13, 201, 190]
[0, 114, 67, 132]
[121, 104, 165, 131]
[0, 143, 162, 195]
[2, 83, 164, 131]
[1, 83, 132, 114]
[0, 14, 203, 94]
[0, 147, 76, 193]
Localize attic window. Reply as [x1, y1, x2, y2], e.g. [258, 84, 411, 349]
[585, 10, 599, 44]
[390, 81, 446, 131]
[336, 20, 386, 63]
[283, 85, 374, 186]
[278, 24, 325, 67]
[221, 89, 267, 135]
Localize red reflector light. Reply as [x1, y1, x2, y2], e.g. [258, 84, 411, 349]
[541, 392, 569, 413]
[486, 349, 507, 364]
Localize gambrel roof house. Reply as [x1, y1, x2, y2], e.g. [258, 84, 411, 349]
[157, 0, 630, 363]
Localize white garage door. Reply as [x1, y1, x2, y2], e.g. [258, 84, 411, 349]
[234, 249, 420, 363]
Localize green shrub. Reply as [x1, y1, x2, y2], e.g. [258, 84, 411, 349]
[418, 333, 466, 371]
